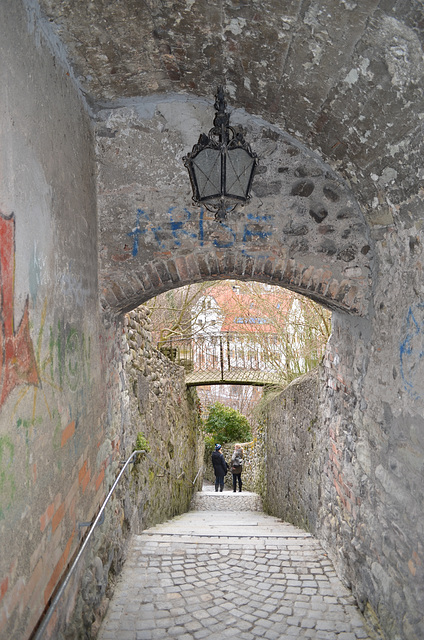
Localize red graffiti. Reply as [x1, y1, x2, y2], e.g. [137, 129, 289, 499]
[0, 211, 39, 408]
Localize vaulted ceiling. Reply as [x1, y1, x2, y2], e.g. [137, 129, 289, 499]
[39, 0, 424, 220]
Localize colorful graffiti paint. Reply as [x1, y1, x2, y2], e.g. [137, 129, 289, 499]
[400, 303, 424, 402]
[0, 435, 15, 519]
[0, 211, 40, 409]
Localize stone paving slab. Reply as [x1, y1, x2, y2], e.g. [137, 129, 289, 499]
[98, 497, 381, 640]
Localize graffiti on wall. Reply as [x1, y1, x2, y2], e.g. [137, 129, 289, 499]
[0, 435, 15, 519]
[128, 207, 275, 256]
[49, 320, 91, 393]
[400, 303, 424, 402]
[0, 211, 40, 410]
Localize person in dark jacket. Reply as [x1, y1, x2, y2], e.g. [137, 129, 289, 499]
[211, 444, 227, 492]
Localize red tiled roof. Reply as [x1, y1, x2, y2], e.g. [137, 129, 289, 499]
[201, 282, 292, 334]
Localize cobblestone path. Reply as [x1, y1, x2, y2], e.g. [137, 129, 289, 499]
[98, 487, 380, 640]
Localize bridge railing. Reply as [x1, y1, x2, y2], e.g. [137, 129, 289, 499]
[158, 332, 284, 382]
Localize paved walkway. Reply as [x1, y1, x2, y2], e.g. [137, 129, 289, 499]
[98, 485, 380, 640]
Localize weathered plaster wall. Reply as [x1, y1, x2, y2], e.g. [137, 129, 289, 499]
[0, 3, 102, 638]
[0, 6, 203, 640]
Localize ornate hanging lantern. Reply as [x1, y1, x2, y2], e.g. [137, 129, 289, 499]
[183, 86, 258, 222]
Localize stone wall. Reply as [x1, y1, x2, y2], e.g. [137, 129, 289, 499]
[60, 307, 204, 638]
[96, 97, 374, 320]
[263, 371, 322, 533]
[123, 307, 204, 529]
[263, 294, 424, 640]
[317, 299, 424, 640]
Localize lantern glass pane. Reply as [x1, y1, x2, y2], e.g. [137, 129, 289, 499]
[225, 148, 255, 199]
[192, 148, 221, 200]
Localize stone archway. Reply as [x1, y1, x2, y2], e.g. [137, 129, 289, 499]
[96, 95, 373, 317]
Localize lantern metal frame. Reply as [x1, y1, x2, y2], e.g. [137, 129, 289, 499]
[183, 86, 258, 222]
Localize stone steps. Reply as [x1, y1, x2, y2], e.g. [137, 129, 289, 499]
[190, 486, 263, 511]
[140, 509, 313, 542]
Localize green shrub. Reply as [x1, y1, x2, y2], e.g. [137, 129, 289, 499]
[204, 402, 252, 446]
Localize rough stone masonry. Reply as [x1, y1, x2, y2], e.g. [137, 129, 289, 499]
[0, 1, 423, 640]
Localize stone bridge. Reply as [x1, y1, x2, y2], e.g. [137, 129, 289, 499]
[1, 2, 424, 640]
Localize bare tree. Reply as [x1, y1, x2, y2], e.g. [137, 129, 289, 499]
[144, 282, 214, 348]
[144, 279, 331, 383]
[143, 280, 331, 421]
[199, 280, 331, 386]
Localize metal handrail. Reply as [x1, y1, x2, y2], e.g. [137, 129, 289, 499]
[32, 450, 145, 639]
[192, 465, 203, 486]
[32, 449, 203, 639]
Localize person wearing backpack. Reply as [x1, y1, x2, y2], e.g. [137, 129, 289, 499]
[231, 444, 244, 492]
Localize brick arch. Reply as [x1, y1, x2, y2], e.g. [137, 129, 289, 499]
[102, 245, 369, 317]
[98, 97, 374, 316]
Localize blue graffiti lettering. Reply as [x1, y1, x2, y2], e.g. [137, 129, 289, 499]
[151, 224, 166, 250]
[247, 213, 273, 222]
[128, 209, 148, 257]
[169, 207, 197, 247]
[213, 221, 237, 249]
[242, 226, 273, 242]
[129, 206, 275, 254]
[400, 304, 424, 400]
[242, 213, 273, 243]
